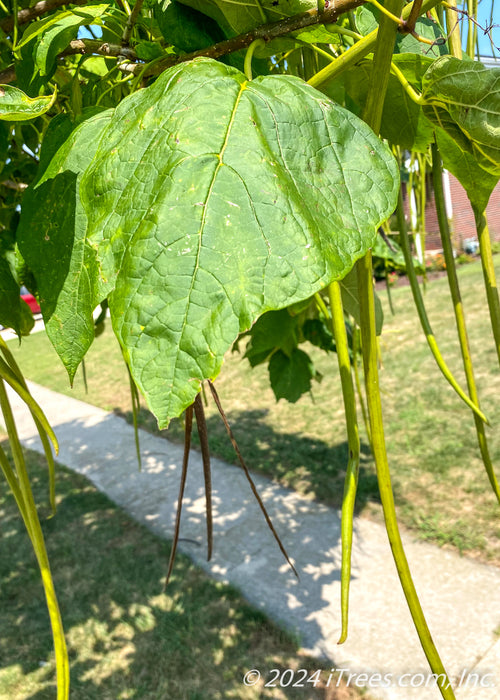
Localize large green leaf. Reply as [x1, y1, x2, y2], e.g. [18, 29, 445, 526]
[0, 85, 56, 121]
[422, 56, 500, 177]
[16, 109, 113, 380]
[80, 57, 398, 427]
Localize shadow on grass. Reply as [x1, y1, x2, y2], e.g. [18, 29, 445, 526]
[0, 444, 364, 700]
[115, 406, 380, 513]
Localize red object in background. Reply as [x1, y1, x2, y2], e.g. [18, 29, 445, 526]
[20, 286, 41, 315]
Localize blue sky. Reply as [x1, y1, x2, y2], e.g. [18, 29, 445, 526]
[475, 0, 499, 57]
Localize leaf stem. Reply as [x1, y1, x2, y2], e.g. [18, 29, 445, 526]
[244, 38, 265, 80]
[389, 61, 425, 105]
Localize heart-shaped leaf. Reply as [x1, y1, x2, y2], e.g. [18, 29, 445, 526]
[81, 58, 398, 427]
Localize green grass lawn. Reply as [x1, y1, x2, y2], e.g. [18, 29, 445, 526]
[6, 258, 500, 564]
[0, 446, 366, 700]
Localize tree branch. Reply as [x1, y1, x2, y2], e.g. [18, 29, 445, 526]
[117, 0, 366, 77]
[61, 38, 138, 60]
[121, 0, 144, 46]
[0, 0, 88, 33]
[0, 65, 16, 84]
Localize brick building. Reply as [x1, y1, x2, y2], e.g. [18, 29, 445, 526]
[405, 175, 500, 254]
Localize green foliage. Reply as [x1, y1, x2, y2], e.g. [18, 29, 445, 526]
[78, 58, 397, 427]
[0, 84, 56, 120]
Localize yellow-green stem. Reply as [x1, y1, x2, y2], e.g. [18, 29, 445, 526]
[432, 142, 500, 503]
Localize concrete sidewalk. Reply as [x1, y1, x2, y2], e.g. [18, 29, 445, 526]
[5, 381, 500, 700]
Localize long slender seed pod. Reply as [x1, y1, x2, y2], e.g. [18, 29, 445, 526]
[395, 189, 488, 423]
[473, 208, 500, 368]
[208, 381, 298, 578]
[193, 393, 213, 561]
[328, 281, 360, 644]
[0, 355, 59, 449]
[165, 404, 193, 587]
[0, 379, 69, 699]
[432, 143, 500, 503]
[352, 324, 372, 449]
[357, 255, 455, 699]
[358, 4, 455, 696]
[0, 338, 58, 513]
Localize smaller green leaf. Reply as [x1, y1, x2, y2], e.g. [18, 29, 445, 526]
[422, 56, 500, 177]
[16, 5, 109, 50]
[269, 348, 315, 403]
[154, 0, 224, 51]
[244, 309, 298, 366]
[341, 268, 383, 335]
[303, 318, 336, 352]
[177, 0, 317, 36]
[0, 85, 56, 121]
[32, 6, 110, 76]
[435, 127, 499, 212]
[0, 255, 34, 335]
[16, 109, 114, 380]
